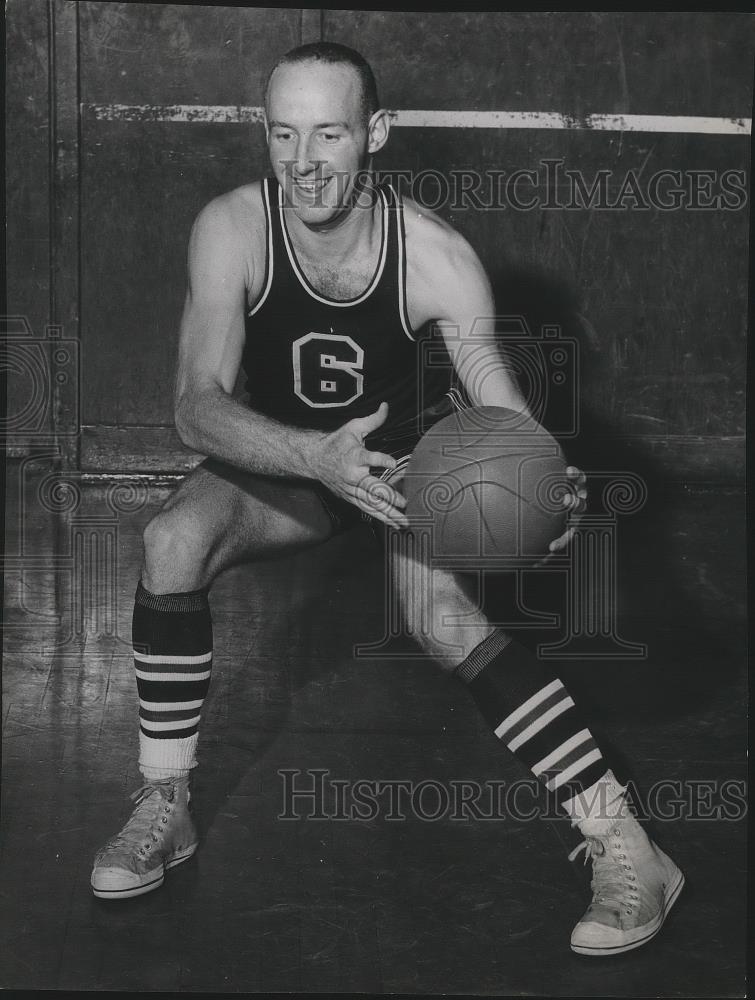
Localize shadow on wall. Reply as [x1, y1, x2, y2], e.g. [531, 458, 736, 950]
[485, 261, 742, 714]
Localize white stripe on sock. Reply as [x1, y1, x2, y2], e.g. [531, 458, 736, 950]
[532, 728, 593, 776]
[138, 698, 205, 712]
[141, 714, 201, 732]
[504, 696, 575, 751]
[135, 668, 211, 682]
[134, 652, 212, 664]
[494, 679, 564, 739]
[546, 748, 604, 791]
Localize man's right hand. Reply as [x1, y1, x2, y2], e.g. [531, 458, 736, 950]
[310, 401, 409, 530]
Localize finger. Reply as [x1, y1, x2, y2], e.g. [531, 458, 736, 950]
[533, 552, 553, 569]
[349, 401, 389, 437]
[357, 475, 407, 510]
[366, 504, 410, 530]
[566, 465, 587, 486]
[359, 487, 409, 522]
[548, 526, 576, 552]
[355, 481, 410, 527]
[363, 449, 398, 471]
[339, 483, 408, 529]
[357, 496, 409, 529]
[561, 491, 587, 509]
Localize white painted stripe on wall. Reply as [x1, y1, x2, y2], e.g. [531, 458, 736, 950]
[85, 104, 751, 135]
[87, 104, 267, 124]
[391, 110, 751, 135]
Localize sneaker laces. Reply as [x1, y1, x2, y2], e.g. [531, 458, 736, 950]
[569, 834, 639, 913]
[102, 780, 177, 856]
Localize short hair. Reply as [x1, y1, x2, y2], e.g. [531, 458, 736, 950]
[265, 42, 380, 124]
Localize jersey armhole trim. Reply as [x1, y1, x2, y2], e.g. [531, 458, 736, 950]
[392, 184, 417, 343]
[247, 179, 274, 317]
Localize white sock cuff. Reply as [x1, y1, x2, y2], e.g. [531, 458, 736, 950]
[563, 769, 627, 827]
[139, 731, 199, 776]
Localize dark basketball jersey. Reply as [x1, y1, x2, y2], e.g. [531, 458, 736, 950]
[242, 177, 459, 456]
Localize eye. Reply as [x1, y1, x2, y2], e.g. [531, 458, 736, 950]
[320, 133, 340, 143]
[273, 131, 292, 142]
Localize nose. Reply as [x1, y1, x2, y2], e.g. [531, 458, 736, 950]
[292, 135, 321, 177]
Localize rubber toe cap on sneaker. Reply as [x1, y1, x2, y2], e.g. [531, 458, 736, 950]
[91, 865, 153, 892]
[571, 920, 626, 950]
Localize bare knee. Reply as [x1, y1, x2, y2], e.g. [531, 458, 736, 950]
[142, 507, 215, 593]
[394, 558, 492, 673]
[423, 582, 487, 673]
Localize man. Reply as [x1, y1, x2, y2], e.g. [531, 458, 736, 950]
[91, 42, 683, 957]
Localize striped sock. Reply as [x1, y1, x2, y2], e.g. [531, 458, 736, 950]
[132, 582, 212, 778]
[455, 630, 608, 808]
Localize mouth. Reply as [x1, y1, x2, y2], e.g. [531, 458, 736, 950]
[291, 176, 332, 199]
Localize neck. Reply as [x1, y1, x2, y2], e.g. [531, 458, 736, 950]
[284, 174, 380, 257]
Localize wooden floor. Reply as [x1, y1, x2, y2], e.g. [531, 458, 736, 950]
[1, 460, 747, 995]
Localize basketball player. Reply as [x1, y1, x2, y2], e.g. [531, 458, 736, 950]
[91, 43, 683, 956]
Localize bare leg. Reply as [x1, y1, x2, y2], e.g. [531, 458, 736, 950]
[91, 458, 341, 900]
[388, 522, 494, 671]
[141, 457, 337, 594]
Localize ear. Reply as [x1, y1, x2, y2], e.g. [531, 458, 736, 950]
[367, 109, 391, 155]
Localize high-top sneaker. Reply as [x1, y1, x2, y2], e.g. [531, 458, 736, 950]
[91, 776, 198, 899]
[569, 808, 684, 955]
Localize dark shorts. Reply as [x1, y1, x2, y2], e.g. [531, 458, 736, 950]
[312, 480, 371, 536]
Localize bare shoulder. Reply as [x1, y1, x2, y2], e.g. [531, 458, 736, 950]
[402, 197, 486, 275]
[188, 182, 268, 300]
[401, 197, 491, 321]
[191, 181, 265, 251]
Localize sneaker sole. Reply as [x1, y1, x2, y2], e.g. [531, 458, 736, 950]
[91, 842, 199, 900]
[571, 868, 685, 957]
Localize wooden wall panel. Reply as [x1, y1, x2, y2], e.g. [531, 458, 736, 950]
[375, 127, 748, 441]
[5, 0, 53, 449]
[78, 3, 300, 106]
[77, 3, 301, 454]
[79, 121, 269, 428]
[324, 11, 754, 118]
[327, 10, 751, 477]
[6, 6, 751, 478]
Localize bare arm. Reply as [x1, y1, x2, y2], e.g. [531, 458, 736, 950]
[174, 196, 407, 527]
[412, 224, 532, 414]
[408, 215, 585, 546]
[174, 195, 324, 477]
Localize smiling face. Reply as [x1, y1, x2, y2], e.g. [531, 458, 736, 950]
[265, 59, 387, 227]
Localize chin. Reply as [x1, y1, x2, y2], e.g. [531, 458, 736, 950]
[286, 198, 349, 227]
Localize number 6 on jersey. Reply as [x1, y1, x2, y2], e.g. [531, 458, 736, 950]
[292, 332, 365, 408]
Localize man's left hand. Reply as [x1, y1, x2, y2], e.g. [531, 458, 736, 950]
[536, 466, 587, 566]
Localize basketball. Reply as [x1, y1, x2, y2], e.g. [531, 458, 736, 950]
[402, 406, 569, 564]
